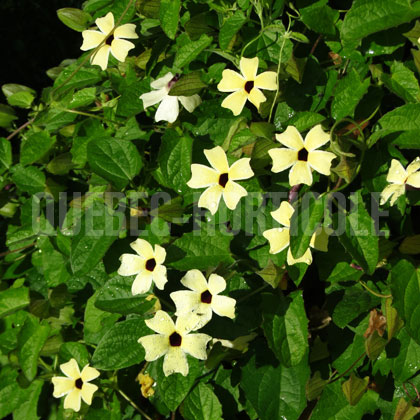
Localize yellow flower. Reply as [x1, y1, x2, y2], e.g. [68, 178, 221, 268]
[269, 125, 336, 186]
[262, 201, 329, 265]
[380, 158, 420, 206]
[217, 57, 277, 116]
[51, 358, 99, 412]
[187, 146, 254, 215]
[138, 310, 212, 376]
[170, 269, 236, 330]
[118, 239, 167, 295]
[80, 12, 138, 70]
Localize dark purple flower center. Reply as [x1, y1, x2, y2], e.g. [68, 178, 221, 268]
[145, 258, 156, 272]
[298, 148, 308, 162]
[218, 173, 229, 188]
[244, 80, 254, 93]
[200, 290, 212, 304]
[105, 34, 114, 45]
[75, 378, 83, 389]
[169, 332, 182, 347]
[168, 73, 181, 89]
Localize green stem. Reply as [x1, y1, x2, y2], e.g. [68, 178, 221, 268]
[237, 284, 269, 303]
[328, 352, 366, 383]
[117, 389, 153, 420]
[359, 281, 392, 299]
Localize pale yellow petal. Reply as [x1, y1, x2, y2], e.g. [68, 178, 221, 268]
[407, 172, 420, 188]
[131, 271, 153, 295]
[406, 157, 420, 176]
[155, 95, 179, 123]
[130, 238, 154, 259]
[217, 69, 246, 92]
[181, 269, 208, 292]
[64, 389, 82, 412]
[207, 274, 226, 295]
[380, 184, 405, 206]
[204, 146, 229, 172]
[151, 73, 173, 89]
[80, 30, 105, 51]
[386, 159, 407, 184]
[240, 57, 259, 80]
[60, 359, 80, 380]
[221, 90, 248, 116]
[275, 126, 305, 150]
[90, 45, 111, 71]
[304, 125, 330, 151]
[271, 201, 294, 227]
[145, 310, 175, 335]
[96, 12, 114, 35]
[247, 87, 266, 109]
[80, 383, 98, 405]
[152, 265, 167, 290]
[153, 244, 166, 264]
[197, 185, 223, 215]
[138, 334, 169, 361]
[307, 150, 336, 175]
[187, 164, 219, 188]
[52, 377, 74, 397]
[182, 334, 211, 359]
[287, 247, 313, 265]
[170, 290, 200, 316]
[289, 161, 313, 186]
[311, 227, 330, 252]
[254, 71, 277, 90]
[118, 254, 144, 276]
[110, 38, 135, 62]
[178, 95, 201, 112]
[263, 227, 290, 254]
[175, 312, 210, 333]
[269, 148, 298, 173]
[140, 88, 167, 109]
[80, 365, 100, 383]
[228, 158, 254, 181]
[222, 180, 248, 210]
[163, 347, 188, 376]
[114, 23, 138, 39]
[211, 295, 236, 319]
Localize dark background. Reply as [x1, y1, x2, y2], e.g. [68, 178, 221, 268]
[0, 0, 84, 91]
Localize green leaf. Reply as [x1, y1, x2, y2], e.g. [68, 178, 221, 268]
[57, 8, 91, 31]
[87, 137, 142, 190]
[157, 129, 192, 194]
[394, 397, 420, 420]
[1, 83, 34, 99]
[20, 132, 56, 165]
[0, 104, 17, 128]
[92, 318, 148, 370]
[137, 0, 160, 18]
[17, 315, 50, 381]
[68, 87, 97, 108]
[331, 69, 370, 120]
[219, 10, 247, 50]
[341, 0, 420, 45]
[310, 381, 378, 420]
[391, 259, 420, 344]
[0, 137, 12, 173]
[58, 342, 90, 367]
[183, 383, 223, 420]
[47, 152, 75, 175]
[168, 72, 207, 96]
[12, 380, 43, 420]
[289, 192, 325, 259]
[241, 343, 310, 420]
[7, 91, 35, 108]
[34, 108, 77, 131]
[381, 61, 420, 103]
[167, 224, 234, 270]
[70, 201, 122, 276]
[53, 65, 102, 94]
[299, 0, 339, 37]
[261, 291, 309, 366]
[257, 259, 286, 288]
[95, 275, 157, 315]
[174, 34, 213, 69]
[342, 373, 369, 406]
[0, 367, 24, 418]
[306, 371, 327, 401]
[0, 287, 29, 318]
[159, 0, 181, 39]
[337, 190, 379, 274]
